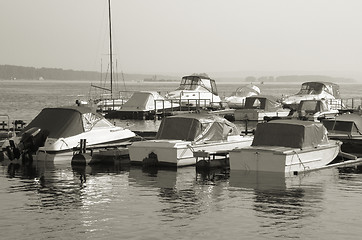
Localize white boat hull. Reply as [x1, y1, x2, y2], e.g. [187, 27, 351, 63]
[129, 136, 253, 167]
[229, 140, 341, 173]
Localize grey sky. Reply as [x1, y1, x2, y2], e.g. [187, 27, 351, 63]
[1, 0, 361, 76]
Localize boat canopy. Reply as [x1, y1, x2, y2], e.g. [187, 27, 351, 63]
[297, 82, 340, 97]
[176, 75, 219, 96]
[121, 91, 174, 111]
[233, 84, 260, 97]
[244, 95, 282, 111]
[19, 106, 112, 138]
[252, 120, 329, 149]
[156, 113, 239, 143]
[322, 113, 362, 135]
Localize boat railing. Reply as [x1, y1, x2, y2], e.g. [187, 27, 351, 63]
[339, 98, 362, 110]
[0, 114, 26, 141]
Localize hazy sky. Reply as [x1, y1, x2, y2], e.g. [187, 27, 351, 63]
[1, 0, 361, 76]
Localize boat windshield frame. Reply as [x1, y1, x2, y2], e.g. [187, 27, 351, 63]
[297, 82, 325, 95]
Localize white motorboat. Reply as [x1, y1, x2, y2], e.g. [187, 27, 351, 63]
[1, 106, 136, 161]
[282, 82, 342, 110]
[229, 119, 341, 174]
[233, 95, 290, 121]
[165, 74, 222, 109]
[128, 113, 253, 167]
[225, 84, 260, 109]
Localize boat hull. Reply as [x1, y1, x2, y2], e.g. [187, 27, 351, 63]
[229, 140, 341, 173]
[129, 136, 253, 167]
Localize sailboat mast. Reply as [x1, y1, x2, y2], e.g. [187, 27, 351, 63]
[108, 0, 113, 99]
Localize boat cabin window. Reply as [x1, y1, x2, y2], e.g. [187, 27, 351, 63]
[177, 76, 200, 91]
[252, 99, 262, 108]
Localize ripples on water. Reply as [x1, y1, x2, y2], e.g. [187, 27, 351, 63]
[1, 80, 362, 239]
[2, 158, 362, 239]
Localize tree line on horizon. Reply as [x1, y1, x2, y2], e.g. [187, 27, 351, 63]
[0, 64, 353, 83]
[0, 65, 170, 82]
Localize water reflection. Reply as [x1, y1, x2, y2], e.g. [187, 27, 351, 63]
[128, 166, 230, 222]
[229, 170, 325, 238]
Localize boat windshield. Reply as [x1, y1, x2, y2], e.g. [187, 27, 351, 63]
[297, 82, 325, 95]
[177, 77, 201, 91]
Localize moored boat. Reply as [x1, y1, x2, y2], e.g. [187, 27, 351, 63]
[233, 95, 290, 121]
[225, 84, 260, 109]
[322, 113, 362, 156]
[282, 81, 341, 110]
[290, 99, 339, 121]
[128, 113, 253, 167]
[105, 91, 179, 120]
[229, 119, 341, 173]
[1, 106, 136, 162]
[165, 74, 222, 109]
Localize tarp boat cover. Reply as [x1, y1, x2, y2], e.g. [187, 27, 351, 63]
[156, 113, 240, 143]
[19, 106, 115, 139]
[121, 91, 176, 112]
[244, 95, 283, 111]
[322, 113, 362, 135]
[252, 120, 329, 149]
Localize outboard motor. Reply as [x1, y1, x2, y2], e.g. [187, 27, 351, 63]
[18, 127, 49, 154]
[7, 127, 49, 164]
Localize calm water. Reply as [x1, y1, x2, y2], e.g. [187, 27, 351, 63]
[1, 80, 362, 239]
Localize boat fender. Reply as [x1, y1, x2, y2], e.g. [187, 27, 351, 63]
[143, 152, 158, 168]
[71, 153, 91, 166]
[5, 146, 15, 160]
[8, 140, 20, 159]
[21, 152, 33, 166]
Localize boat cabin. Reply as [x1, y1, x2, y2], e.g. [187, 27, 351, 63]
[296, 82, 340, 98]
[176, 75, 219, 96]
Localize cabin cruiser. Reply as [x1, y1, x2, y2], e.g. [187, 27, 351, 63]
[128, 113, 253, 167]
[290, 99, 339, 121]
[322, 113, 362, 156]
[165, 74, 222, 109]
[105, 91, 179, 120]
[233, 95, 290, 121]
[282, 82, 341, 110]
[1, 106, 136, 161]
[225, 84, 261, 109]
[229, 120, 341, 174]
